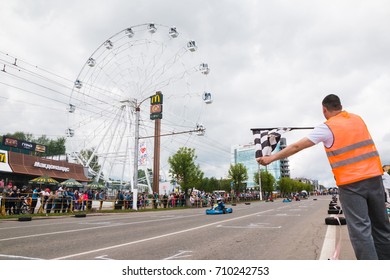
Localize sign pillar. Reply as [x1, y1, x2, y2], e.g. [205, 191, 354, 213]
[150, 91, 163, 194]
[153, 119, 161, 194]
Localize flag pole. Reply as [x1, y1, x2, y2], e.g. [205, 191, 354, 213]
[258, 164, 262, 201]
[250, 126, 314, 131]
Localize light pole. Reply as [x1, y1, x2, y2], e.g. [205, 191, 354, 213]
[133, 94, 206, 210]
[132, 96, 151, 210]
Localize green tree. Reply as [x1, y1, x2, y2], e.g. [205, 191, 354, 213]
[46, 137, 66, 156]
[228, 163, 248, 195]
[208, 177, 220, 192]
[253, 170, 275, 197]
[5, 131, 34, 141]
[197, 176, 222, 193]
[197, 177, 211, 193]
[277, 177, 294, 197]
[219, 178, 233, 193]
[276, 177, 313, 197]
[168, 147, 204, 205]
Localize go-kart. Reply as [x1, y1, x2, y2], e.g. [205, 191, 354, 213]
[206, 204, 233, 215]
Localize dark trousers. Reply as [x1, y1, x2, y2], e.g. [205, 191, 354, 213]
[339, 176, 390, 260]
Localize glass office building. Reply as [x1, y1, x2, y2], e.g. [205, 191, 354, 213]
[231, 139, 289, 189]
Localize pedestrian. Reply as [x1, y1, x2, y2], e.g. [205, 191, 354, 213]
[46, 192, 54, 214]
[42, 188, 50, 210]
[82, 191, 88, 211]
[30, 186, 40, 214]
[382, 167, 390, 205]
[62, 188, 71, 213]
[0, 179, 4, 192]
[73, 190, 80, 211]
[98, 190, 105, 210]
[53, 188, 63, 213]
[257, 94, 390, 260]
[9, 186, 18, 215]
[86, 188, 93, 210]
[115, 191, 124, 210]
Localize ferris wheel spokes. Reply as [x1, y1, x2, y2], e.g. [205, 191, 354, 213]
[67, 23, 212, 192]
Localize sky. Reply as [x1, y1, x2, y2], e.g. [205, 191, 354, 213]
[1, 0, 390, 189]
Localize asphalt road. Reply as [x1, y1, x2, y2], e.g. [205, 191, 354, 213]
[0, 197, 355, 260]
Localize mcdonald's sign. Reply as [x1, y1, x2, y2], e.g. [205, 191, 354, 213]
[150, 91, 163, 120]
[150, 91, 163, 105]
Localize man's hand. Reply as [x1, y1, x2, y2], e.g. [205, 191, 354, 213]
[257, 156, 273, 166]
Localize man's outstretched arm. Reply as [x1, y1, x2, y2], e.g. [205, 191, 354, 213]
[256, 137, 315, 166]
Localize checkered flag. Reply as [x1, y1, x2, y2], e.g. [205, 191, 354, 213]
[252, 128, 291, 158]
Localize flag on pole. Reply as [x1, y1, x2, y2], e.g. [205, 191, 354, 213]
[252, 128, 291, 158]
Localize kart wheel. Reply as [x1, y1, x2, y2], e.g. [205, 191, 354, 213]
[325, 216, 346, 225]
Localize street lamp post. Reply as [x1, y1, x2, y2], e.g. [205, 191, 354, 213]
[132, 96, 151, 210]
[132, 93, 206, 210]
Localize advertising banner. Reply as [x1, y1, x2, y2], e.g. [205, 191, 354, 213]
[139, 141, 148, 166]
[0, 149, 13, 172]
[2, 136, 47, 153]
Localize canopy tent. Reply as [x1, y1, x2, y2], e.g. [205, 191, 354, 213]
[29, 175, 59, 186]
[59, 178, 83, 188]
[87, 181, 104, 190]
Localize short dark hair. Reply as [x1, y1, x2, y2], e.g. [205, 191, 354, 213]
[322, 94, 342, 111]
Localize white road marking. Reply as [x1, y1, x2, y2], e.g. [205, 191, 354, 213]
[52, 208, 275, 260]
[0, 254, 43, 260]
[217, 223, 282, 229]
[95, 255, 114, 260]
[163, 250, 193, 260]
[0, 213, 178, 231]
[319, 223, 336, 260]
[257, 213, 301, 217]
[0, 213, 203, 242]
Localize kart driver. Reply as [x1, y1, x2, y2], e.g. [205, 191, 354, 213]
[217, 198, 226, 213]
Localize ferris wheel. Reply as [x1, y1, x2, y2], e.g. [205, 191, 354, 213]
[66, 23, 212, 189]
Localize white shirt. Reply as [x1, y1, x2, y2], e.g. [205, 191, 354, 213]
[307, 123, 334, 148]
[382, 172, 390, 190]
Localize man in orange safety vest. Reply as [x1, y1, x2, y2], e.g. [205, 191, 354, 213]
[257, 94, 390, 260]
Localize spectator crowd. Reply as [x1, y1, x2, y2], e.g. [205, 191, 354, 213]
[1, 181, 261, 216]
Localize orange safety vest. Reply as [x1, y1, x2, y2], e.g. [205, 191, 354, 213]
[325, 111, 382, 186]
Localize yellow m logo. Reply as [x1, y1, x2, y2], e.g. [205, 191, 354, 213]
[150, 91, 163, 105]
[0, 153, 6, 163]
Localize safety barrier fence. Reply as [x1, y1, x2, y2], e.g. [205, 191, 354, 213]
[0, 195, 260, 217]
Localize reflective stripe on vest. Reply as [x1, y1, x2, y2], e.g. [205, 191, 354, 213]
[330, 150, 379, 169]
[326, 139, 374, 157]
